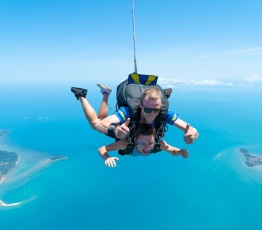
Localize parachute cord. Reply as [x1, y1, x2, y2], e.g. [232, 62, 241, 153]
[131, 0, 137, 73]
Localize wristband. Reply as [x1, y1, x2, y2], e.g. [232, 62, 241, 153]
[107, 123, 119, 137]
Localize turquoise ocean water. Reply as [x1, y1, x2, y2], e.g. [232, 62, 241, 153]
[0, 83, 262, 230]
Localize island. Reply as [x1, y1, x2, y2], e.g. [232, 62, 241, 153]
[0, 150, 19, 184]
[50, 155, 68, 161]
[40, 154, 68, 166]
[0, 129, 68, 185]
[239, 148, 262, 167]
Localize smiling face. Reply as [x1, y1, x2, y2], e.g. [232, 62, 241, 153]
[134, 124, 156, 154]
[139, 87, 162, 124]
[139, 97, 162, 124]
[135, 134, 155, 154]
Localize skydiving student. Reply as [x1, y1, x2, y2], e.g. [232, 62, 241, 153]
[71, 85, 199, 144]
[98, 123, 188, 167]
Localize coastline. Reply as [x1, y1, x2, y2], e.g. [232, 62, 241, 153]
[0, 175, 4, 184]
[0, 149, 19, 184]
[0, 200, 21, 207]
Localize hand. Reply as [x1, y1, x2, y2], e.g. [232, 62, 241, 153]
[179, 149, 188, 158]
[104, 157, 119, 167]
[115, 118, 130, 139]
[183, 124, 199, 144]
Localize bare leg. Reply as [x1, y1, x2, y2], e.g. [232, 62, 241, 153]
[97, 93, 109, 119]
[79, 97, 100, 129]
[96, 84, 112, 119]
[71, 85, 112, 130]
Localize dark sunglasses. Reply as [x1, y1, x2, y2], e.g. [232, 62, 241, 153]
[140, 101, 161, 114]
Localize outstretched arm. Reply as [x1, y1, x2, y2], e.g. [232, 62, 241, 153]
[160, 140, 188, 158]
[98, 139, 127, 167]
[173, 118, 199, 144]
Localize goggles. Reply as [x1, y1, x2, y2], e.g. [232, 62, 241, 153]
[136, 140, 155, 148]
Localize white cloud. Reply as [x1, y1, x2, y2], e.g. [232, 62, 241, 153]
[223, 47, 262, 57]
[158, 77, 233, 87]
[246, 75, 262, 83]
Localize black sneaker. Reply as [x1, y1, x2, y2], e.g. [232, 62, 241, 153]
[71, 87, 87, 100]
[163, 88, 172, 99]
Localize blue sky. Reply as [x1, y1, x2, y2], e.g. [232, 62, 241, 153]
[1, 0, 262, 87]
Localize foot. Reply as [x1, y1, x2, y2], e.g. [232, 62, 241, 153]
[163, 88, 172, 99]
[97, 84, 112, 95]
[71, 87, 87, 100]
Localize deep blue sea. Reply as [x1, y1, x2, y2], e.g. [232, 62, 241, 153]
[1, 81, 262, 230]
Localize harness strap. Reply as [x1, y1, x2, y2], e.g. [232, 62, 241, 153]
[118, 123, 137, 156]
[118, 123, 168, 155]
[151, 124, 168, 153]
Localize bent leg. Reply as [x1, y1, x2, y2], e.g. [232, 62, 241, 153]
[71, 85, 112, 131]
[79, 97, 100, 129]
[97, 93, 109, 120]
[96, 84, 112, 120]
